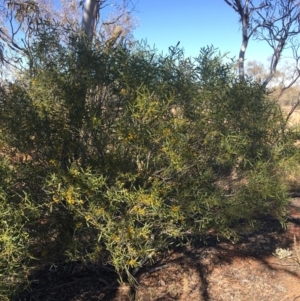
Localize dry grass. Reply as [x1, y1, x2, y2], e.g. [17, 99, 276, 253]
[282, 105, 300, 126]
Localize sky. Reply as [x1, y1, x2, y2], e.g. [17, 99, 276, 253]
[2, 0, 295, 74]
[129, 0, 294, 66]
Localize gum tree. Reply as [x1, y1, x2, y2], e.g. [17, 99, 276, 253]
[0, 0, 135, 80]
[224, 0, 300, 87]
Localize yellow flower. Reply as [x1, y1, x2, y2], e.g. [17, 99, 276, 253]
[49, 159, 57, 165]
[126, 132, 136, 141]
[127, 226, 134, 235]
[53, 197, 60, 204]
[70, 168, 80, 177]
[131, 205, 145, 215]
[163, 128, 171, 135]
[112, 258, 119, 267]
[171, 205, 180, 213]
[112, 234, 120, 242]
[120, 88, 127, 96]
[67, 197, 75, 205]
[66, 186, 75, 204]
[137, 207, 146, 215]
[94, 207, 105, 215]
[127, 258, 137, 267]
[84, 214, 92, 221]
[142, 196, 153, 206]
[138, 229, 150, 239]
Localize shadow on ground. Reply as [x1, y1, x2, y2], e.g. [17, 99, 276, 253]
[14, 261, 122, 301]
[134, 211, 300, 301]
[15, 204, 300, 301]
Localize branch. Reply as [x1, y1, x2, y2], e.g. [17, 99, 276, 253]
[0, 28, 27, 54]
[276, 41, 300, 99]
[285, 93, 300, 125]
[223, 0, 239, 12]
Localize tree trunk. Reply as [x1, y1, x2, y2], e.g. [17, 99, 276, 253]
[82, 0, 99, 44]
[62, 0, 100, 168]
[224, 0, 250, 81]
[238, 12, 249, 81]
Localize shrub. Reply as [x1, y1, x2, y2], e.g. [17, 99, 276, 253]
[0, 32, 291, 294]
[0, 157, 36, 299]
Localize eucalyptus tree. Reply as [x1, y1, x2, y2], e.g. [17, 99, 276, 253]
[224, 0, 300, 88]
[0, 0, 135, 80]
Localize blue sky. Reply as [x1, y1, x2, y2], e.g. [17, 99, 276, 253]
[130, 0, 292, 65]
[4, 0, 294, 69]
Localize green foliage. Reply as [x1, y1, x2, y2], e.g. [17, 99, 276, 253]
[0, 157, 37, 299]
[0, 32, 292, 296]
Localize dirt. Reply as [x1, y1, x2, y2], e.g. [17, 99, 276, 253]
[16, 198, 300, 301]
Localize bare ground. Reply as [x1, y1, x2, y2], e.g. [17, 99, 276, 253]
[16, 198, 300, 301]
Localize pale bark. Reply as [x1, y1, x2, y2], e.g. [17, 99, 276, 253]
[224, 0, 300, 87]
[238, 2, 249, 81]
[224, 0, 258, 81]
[257, 0, 300, 87]
[81, 0, 99, 43]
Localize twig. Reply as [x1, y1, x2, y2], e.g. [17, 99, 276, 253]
[285, 93, 300, 125]
[145, 264, 170, 274]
